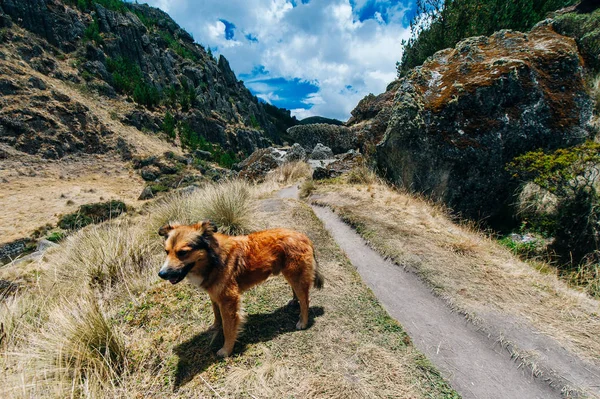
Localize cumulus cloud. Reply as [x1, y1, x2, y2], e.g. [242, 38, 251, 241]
[140, 0, 413, 121]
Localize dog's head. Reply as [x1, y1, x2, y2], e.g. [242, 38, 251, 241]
[157, 220, 218, 284]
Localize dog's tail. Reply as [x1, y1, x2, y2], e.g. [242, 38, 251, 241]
[312, 251, 324, 290]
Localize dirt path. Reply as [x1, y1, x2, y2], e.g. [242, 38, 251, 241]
[279, 186, 563, 399]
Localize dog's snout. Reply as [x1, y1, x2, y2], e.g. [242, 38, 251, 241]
[158, 268, 170, 279]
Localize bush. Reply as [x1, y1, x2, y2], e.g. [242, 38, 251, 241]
[508, 142, 600, 264]
[58, 200, 127, 230]
[162, 111, 176, 139]
[83, 18, 103, 45]
[106, 57, 160, 107]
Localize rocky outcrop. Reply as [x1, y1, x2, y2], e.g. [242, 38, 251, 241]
[236, 147, 284, 181]
[283, 143, 307, 162]
[0, 60, 114, 158]
[310, 143, 334, 160]
[0, 0, 289, 159]
[287, 123, 355, 154]
[350, 23, 593, 219]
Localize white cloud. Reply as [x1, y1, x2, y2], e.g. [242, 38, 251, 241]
[141, 0, 412, 120]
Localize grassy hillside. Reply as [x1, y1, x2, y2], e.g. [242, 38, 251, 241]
[0, 168, 459, 398]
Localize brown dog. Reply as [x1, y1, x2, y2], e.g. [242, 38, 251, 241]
[158, 220, 324, 357]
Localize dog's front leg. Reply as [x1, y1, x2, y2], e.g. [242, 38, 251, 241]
[208, 300, 222, 331]
[216, 296, 240, 357]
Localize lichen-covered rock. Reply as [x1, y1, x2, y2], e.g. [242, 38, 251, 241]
[287, 123, 355, 154]
[310, 143, 334, 160]
[283, 143, 307, 162]
[350, 24, 593, 219]
[312, 151, 364, 180]
[237, 147, 284, 181]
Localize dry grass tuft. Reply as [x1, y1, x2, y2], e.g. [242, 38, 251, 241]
[516, 182, 558, 218]
[199, 180, 256, 235]
[299, 179, 316, 198]
[267, 161, 312, 185]
[346, 165, 381, 185]
[32, 294, 126, 386]
[49, 221, 157, 295]
[145, 180, 256, 236]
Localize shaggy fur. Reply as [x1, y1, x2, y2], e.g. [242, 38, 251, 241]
[158, 221, 324, 357]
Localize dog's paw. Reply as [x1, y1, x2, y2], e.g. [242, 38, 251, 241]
[216, 347, 231, 358]
[296, 320, 307, 330]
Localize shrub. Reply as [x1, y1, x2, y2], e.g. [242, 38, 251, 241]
[83, 18, 103, 45]
[106, 57, 160, 107]
[58, 200, 127, 230]
[508, 142, 600, 264]
[162, 111, 176, 139]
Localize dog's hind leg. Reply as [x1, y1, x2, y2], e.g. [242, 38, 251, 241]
[284, 276, 310, 330]
[216, 296, 241, 357]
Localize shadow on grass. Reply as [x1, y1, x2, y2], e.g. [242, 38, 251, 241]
[173, 304, 325, 389]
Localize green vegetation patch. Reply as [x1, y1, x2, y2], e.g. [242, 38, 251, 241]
[58, 200, 127, 230]
[106, 57, 160, 108]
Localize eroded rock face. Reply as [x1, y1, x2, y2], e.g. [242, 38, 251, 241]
[287, 123, 355, 154]
[350, 23, 593, 219]
[310, 143, 334, 160]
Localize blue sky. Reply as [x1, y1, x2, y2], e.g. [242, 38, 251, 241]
[140, 0, 416, 120]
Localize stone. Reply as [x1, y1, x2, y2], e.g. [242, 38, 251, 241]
[193, 149, 212, 160]
[283, 143, 307, 162]
[138, 186, 154, 200]
[237, 147, 283, 181]
[140, 167, 158, 181]
[309, 143, 334, 160]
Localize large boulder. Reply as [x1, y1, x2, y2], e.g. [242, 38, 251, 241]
[287, 123, 355, 154]
[237, 147, 284, 181]
[310, 143, 334, 160]
[283, 143, 307, 162]
[352, 23, 592, 220]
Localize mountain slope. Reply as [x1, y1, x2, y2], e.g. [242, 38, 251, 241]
[0, 0, 296, 249]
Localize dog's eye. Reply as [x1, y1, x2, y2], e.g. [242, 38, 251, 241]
[177, 250, 190, 257]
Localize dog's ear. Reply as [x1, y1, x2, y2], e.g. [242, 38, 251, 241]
[193, 220, 217, 236]
[158, 223, 174, 237]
